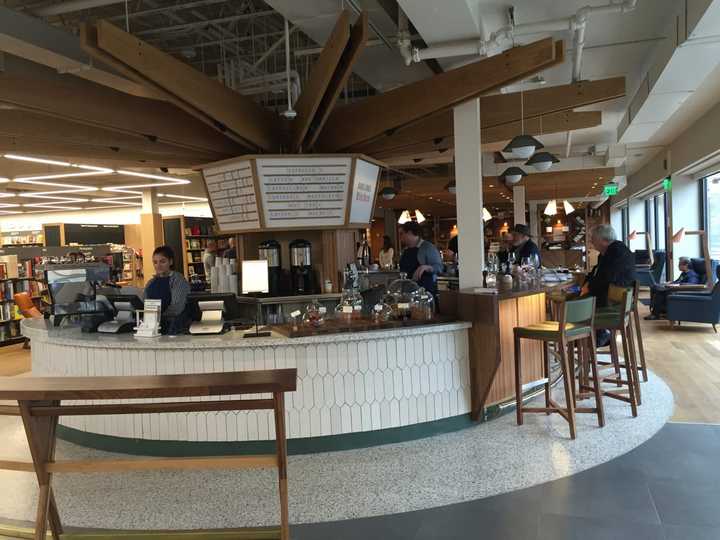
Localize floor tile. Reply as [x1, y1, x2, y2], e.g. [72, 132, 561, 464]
[663, 523, 720, 540]
[292, 512, 422, 540]
[649, 478, 720, 527]
[539, 463, 661, 525]
[537, 513, 664, 540]
[414, 504, 540, 540]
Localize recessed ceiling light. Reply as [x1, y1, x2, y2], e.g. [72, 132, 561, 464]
[13, 172, 106, 182]
[159, 194, 208, 202]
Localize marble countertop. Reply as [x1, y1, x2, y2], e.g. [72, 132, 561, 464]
[22, 318, 471, 350]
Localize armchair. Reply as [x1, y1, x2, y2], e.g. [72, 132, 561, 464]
[667, 267, 720, 332]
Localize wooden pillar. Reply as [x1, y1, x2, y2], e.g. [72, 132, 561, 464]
[140, 189, 163, 284]
[321, 229, 359, 291]
[383, 208, 398, 253]
[528, 203, 540, 238]
[454, 98, 485, 289]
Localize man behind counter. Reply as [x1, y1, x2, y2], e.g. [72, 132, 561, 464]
[510, 224, 541, 264]
[398, 221, 443, 295]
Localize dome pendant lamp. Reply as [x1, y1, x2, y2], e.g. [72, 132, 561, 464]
[526, 152, 560, 172]
[500, 166, 528, 185]
[503, 90, 543, 159]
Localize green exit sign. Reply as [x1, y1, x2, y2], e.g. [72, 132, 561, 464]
[603, 183, 619, 196]
[663, 177, 672, 191]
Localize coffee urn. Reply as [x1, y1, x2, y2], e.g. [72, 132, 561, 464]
[258, 239, 282, 296]
[289, 239, 314, 294]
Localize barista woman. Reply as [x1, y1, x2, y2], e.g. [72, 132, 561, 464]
[398, 221, 443, 296]
[145, 245, 191, 335]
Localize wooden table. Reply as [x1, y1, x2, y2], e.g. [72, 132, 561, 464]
[0, 369, 297, 540]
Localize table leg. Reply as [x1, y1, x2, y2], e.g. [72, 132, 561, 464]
[273, 392, 290, 540]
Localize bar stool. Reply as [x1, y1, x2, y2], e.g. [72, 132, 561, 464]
[631, 281, 649, 382]
[593, 285, 641, 416]
[514, 296, 605, 440]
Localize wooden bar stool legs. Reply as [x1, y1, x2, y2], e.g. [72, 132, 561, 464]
[597, 328, 639, 417]
[573, 336, 605, 428]
[631, 291, 649, 382]
[18, 400, 63, 540]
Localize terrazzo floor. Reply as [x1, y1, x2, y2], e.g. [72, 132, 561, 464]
[0, 369, 673, 530]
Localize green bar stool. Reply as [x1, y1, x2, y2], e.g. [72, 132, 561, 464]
[593, 284, 641, 416]
[514, 296, 605, 440]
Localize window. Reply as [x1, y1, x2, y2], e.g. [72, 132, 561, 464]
[643, 191, 667, 251]
[703, 172, 720, 259]
[621, 206, 629, 244]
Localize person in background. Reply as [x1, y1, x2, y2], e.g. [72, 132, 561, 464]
[145, 245, 191, 335]
[498, 232, 514, 264]
[582, 224, 636, 347]
[378, 235, 395, 269]
[202, 240, 217, 277]
[510, 224, 541, 264]
[224, 237, 237, 260]
[448, 234, 459, 260]
[645, 257, 701, 320]
[398, 221, 443, 295]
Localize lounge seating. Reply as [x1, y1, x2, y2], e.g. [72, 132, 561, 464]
[667, 267, 720, 332]
[635, 250, 665, 287]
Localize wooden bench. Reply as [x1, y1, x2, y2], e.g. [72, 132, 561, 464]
[0, 369, 297, 540]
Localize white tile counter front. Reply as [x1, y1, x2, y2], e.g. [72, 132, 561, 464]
[22, 319, 472, 444]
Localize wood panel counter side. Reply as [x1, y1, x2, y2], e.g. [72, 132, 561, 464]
[440, 288, 546, 420]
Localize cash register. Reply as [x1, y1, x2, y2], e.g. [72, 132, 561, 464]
[98, 294, 144, 333]
[188, 293, 243, 335]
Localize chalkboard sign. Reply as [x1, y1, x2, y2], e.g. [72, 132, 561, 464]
[64, 224, 125, 245]
[45, 225, 61, 247]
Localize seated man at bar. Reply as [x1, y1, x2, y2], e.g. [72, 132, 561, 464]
[145, 245, 191, 335]
[583, 224, 637, 346]
[510, 224, 541, 265]
[398, 221, 443, 295]
[584, 224, 637, 308]
[645, 256, 701, 320]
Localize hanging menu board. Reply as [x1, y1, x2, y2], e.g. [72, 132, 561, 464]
[256, 157, 352, 229]
[201, 160, 260, 231]
[200, 154, 382, 233]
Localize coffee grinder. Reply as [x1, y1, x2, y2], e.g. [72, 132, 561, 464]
[289, 239, 315, 294]
[258, 239, 282, 296]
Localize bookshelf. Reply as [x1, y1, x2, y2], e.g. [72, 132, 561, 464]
[0, 277, 43, 347]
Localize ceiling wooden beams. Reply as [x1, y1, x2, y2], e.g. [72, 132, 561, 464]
[316, 38, 563, 152]
[351, 77, 624, 158]
[304, 12, 369, 150]
[289, 10, 351, 152]
[90, 20, 281, 151]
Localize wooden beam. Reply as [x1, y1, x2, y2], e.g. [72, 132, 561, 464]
[0, 72, 244, 157]
[93, 20, 281, 151]
[0, 110, 225, 166]
[0, 135, 209, 168]
[353, 76, 624, 156]
[290, 10, 351, 152]
[305, 12, 369, 150]
[80, 23, 255, 150]
[316, 38, 560, 151]
[372, 111, 602, 160]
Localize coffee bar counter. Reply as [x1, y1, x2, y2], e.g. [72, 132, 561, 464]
[21, 318, 472, 454]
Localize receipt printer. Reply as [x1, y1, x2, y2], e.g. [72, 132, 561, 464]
[98, 295, 143, 334]
[189, 300, 226, 335]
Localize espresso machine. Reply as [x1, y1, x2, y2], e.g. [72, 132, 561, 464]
[289, 239, 315, 295]
[258, 239, 282, 296]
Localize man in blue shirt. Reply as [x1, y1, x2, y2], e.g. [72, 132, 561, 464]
[646, 257, 701, 320]
[510, 224, 541, 265]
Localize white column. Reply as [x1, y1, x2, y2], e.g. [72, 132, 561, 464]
[513, 185, 526, 225]
[142, 188, 159, 213]
[528, 203, 539, 238]
[453, 98, 484, 289]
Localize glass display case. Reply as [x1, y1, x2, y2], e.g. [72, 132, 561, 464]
[386, 273, 420, 320]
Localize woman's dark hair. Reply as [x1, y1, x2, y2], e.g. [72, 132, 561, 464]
[153, 245, 175, 262]
[382, 235, 393, 250]
[400, 221, 422, 237]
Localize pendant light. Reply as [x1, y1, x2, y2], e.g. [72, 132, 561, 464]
[415, 209, 426, 223]
[482, 207, 492, 222]
[563, 200, 576, 214]
[380, 186, 397, 200]
[524, 116, 558, 171]
[526, 152, 560, 172]
[503, 91, 543, 159]
[543, 199, 557, 216]
[500, 167, 527, 185]
[398, 210, 411, 224]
